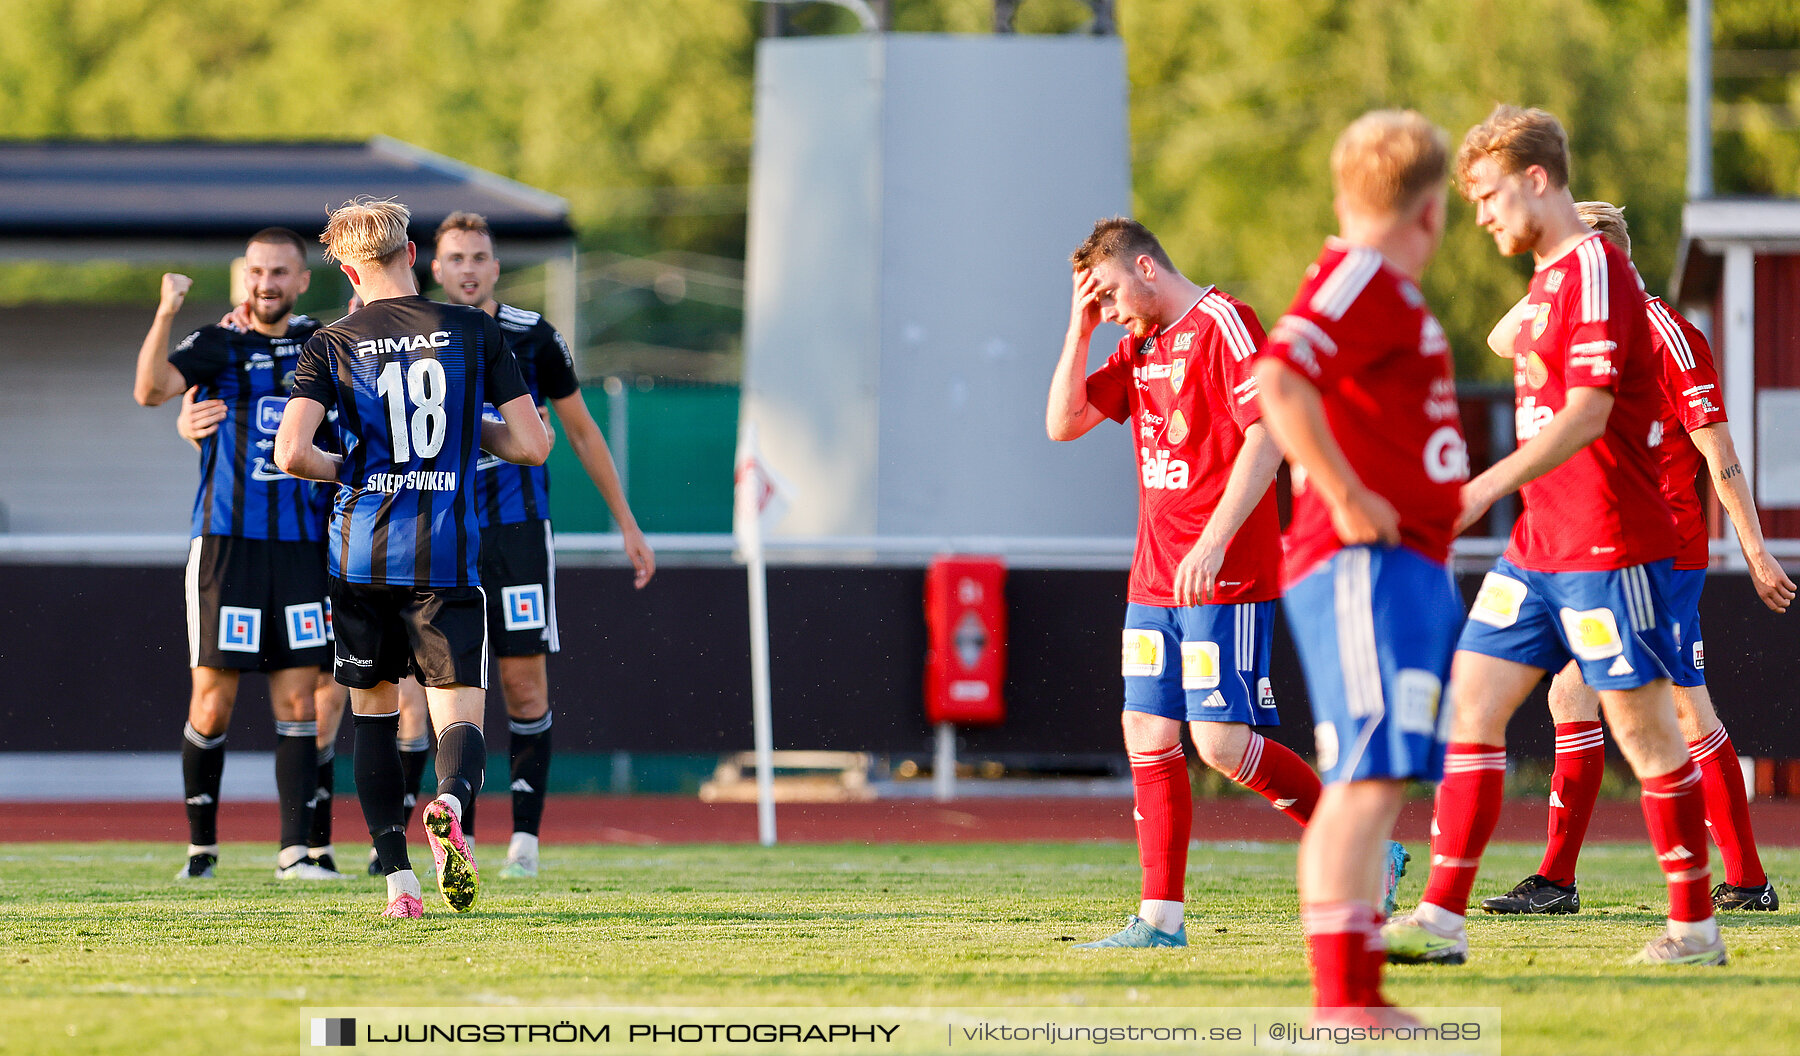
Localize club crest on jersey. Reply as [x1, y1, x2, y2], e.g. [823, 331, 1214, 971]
[219, 606, 261, 653]
[1168, 356, 1187, 393]
[1166, 409, 1190, 445]
[1531, 303, 1551, 340]
[503, 584, 547, 631]
[255, 395, 288, 435]
[285, 602, 327, 650]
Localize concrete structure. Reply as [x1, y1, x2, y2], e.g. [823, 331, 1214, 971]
[740, 34, 1137, 540]
[1673, 198, 1800, 538]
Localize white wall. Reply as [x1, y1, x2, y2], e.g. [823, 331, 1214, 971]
[742, 35, 1138, 539]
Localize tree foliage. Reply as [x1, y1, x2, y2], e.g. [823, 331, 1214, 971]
[0, 0, 1793, 378]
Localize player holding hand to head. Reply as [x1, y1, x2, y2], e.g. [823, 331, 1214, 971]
[430, 211, 655, 879]
[1477, 201, 1791, 917]
[1385, 105, 1724, 968]
[1254, 109, 1466, 1020]
[1049, 218, 1346, 950]
[276, 197, 549, 918]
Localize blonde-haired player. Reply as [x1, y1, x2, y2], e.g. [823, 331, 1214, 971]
[1255, 109, 1467, 1019]
[1385, 105, 1725, 967]
[1475, 200, 1790, 918]
[276, 197, 549, 917]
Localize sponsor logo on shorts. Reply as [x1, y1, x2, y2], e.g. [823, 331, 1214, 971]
[219, 606, 261, 653]
[255, 395, 287, 435]
[1180, 641, 1220, 690]
[1396, 668, 1442, 736]
[1121, 628, 1164, 678]
[1258, 677, 1275, 710]
[503, 584, 547, 631]
[1559, 606, 1625, 661]
[335, 653, 373, 668]
[1314, 722, 1340, 773]
[1469, 572, 1528, 629]
[1693, 640, 1705, 669]
[286, 602, 327, 650]
[322, 597, 334, 641]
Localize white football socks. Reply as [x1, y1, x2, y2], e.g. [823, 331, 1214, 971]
[1137, 899, 1184, 934]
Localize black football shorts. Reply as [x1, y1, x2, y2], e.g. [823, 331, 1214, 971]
[480, 519, 560, 658]
[186, 535, 330, 672]
[327, 578, 488, 690]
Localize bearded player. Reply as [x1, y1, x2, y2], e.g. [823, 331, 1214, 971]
[1048, 217, 1396, 949]
[1477, 201, 1791, 918]
[1384, 105, 1725, 967]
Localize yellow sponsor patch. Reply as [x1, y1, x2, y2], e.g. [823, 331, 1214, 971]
[1166, 409, 1189, 445]
[1559, 606, 1624, 661]
[1396, 668, 1442, 736]
[1469, 572, 1528, 628]
[1180, 641, 1220, 690]
[1122, 628, 1165, 677]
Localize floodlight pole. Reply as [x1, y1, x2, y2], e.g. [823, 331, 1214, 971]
[1688, 0, 1713, 199]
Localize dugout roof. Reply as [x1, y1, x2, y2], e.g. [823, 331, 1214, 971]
[0, 137, 573, 262]
[1673, 197, 1800, 303]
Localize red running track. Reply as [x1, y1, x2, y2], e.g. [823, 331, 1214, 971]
[5, 796, 1799, 845]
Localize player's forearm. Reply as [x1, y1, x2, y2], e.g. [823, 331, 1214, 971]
[279, 445, 340, 482]
[1253, 361, 1364, 508]
[1202, 423, 1283, 548]
[1476, 388, 1611, 501]
[1485, 296, 1531, 357]
[1690, 423, 1769, 551]
[133, 310, 186, 406]
[569, 434, 641, 532]
[482, 414, 551, 466]
[1046, 327, 1097, 441]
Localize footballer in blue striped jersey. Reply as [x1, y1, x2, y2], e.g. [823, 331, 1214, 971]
[430, 211, 655, 878]
[132, 227, 339, 884]
[277, 197, 550, 919]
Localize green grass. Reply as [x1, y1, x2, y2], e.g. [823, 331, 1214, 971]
[1, 841, 1795, 1055]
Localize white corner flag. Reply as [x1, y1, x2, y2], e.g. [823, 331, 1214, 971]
[733, 421, 793, 554]
[732, 421, 793, 847]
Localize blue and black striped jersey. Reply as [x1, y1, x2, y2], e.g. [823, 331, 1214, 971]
[475, 304, 580, 527]
[169, 318, 333, 542]
[292, 296, 530, 587]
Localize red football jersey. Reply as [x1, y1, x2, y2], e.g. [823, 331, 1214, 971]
[1258, 240, 1468, 583]
[1504, 234, 1675, 571]
[1646, 295, 1728, 570]
[1086, 288, 1282, 605]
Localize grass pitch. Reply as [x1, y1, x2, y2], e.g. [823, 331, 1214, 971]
[1, 840, 1795, 1055]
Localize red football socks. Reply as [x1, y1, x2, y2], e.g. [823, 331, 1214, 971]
[1302, 901, 1383, 1007]
[1641, 759, 1714, 922]
[1130, 745, 1191, 902]
[1538, 721, 1605, 886]
[1230, 732, 1321, 827]
[1419, 743, 1507, 917]
[1689, 726, 1766, 889]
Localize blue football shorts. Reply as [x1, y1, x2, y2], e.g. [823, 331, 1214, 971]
[1457, 556, 1682, 690]
[1121, 600, 1279, 725]
[1283, 545, 1462, 784]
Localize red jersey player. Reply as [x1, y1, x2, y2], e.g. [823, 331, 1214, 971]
[1048, 218, 1337, 948]
[1477, 201, 1792, 918]
[1255, 109, 1466, 1019]
[1385, 105, 1725, 967]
